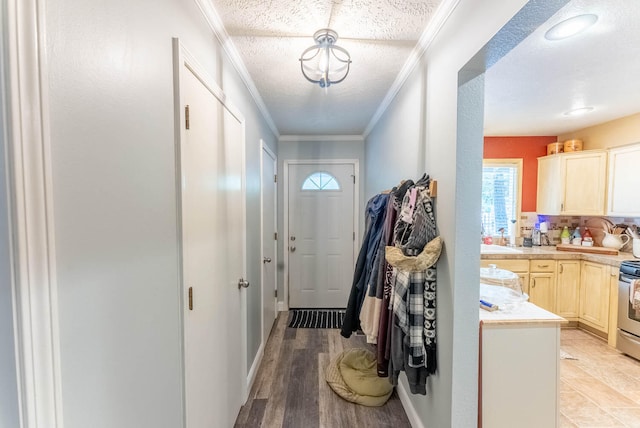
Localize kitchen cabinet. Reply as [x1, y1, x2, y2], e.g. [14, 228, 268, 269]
[579, 261, 610, 333]
[529, 260, 556, 313]
[479, 303, 562, 428]
[607, 143, 640, 216]
[608, 266, 620, 348]
[481, 259, 530, 294]
[537, 150, 607, 215]
[556, 260, 581, 321]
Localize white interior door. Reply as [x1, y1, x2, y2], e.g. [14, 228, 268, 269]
[178, 47, 245, 428]
[287, 163, 355, 308]
[261, 144, 277, 342]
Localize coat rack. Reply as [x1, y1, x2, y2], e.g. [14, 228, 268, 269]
[382, 179, 437, 197]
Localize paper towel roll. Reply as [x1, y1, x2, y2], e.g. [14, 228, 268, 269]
[539, 222, 548, 233]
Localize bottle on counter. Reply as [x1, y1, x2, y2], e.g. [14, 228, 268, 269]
[582, 227, 593, 247]
[571, 227, 582, 246]
[561, 226, 571, 244]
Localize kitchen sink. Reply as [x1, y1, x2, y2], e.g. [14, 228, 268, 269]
[480, 244, 522, 254]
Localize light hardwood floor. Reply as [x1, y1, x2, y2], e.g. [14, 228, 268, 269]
[560, 328, 640, 427]
[234, 312, 411, 428]
[236, 316, 640, 428]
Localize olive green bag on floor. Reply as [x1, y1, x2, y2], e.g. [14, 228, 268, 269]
[325, 348, 393, 407]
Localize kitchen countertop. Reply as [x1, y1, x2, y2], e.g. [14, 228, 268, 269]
[481, 245, 635, 267]
[479, 302, 566, 326]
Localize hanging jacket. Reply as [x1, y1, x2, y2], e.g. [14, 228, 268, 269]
[386, 182, 440, 394]
[341, 193, 389, 338]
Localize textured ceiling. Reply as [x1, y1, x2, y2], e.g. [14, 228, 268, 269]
[210, 0, 441, 135]
[484, 0, 640, 136]
[210, 0, 638, 138]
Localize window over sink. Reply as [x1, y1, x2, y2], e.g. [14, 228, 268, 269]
[482, 159, 522, 239]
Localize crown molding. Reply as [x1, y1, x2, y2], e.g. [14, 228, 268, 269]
[363, 0, 461, 138]
[279, 134, 365, 143]
[193, 0, 280, 138]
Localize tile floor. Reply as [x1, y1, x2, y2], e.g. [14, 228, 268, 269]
[560, 328, 640, 427]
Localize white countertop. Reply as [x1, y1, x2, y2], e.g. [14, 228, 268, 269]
[479, 302, 566, 326]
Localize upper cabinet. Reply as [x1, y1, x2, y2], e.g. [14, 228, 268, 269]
[607, 143, 640, 217]
[537, 150, 607, 215]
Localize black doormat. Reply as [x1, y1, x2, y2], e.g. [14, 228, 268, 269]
[288, 309, 345, 329]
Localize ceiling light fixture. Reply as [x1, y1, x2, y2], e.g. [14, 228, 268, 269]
[545, 14, 598, 41]
[563, 106, 595, 117]
[299, 29, 351, 88]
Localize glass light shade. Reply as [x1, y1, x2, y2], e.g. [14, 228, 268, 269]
[563, 106, 594, 116]
[300, 29, 351, 88]
[545, 14, 598, 41]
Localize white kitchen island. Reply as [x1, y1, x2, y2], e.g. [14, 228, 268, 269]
[479, 302, 566, 428]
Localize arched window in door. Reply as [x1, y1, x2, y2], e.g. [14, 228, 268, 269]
[301, 171, 341, 191]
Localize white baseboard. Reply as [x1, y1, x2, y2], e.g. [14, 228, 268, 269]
[277, 301, 288, 312]
[397, 380, 425, 428]
[245, 342, 265, 401]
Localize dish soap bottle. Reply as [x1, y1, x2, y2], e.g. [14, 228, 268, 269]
[561, 226, 571, 244]
[571, 227, 582, 245]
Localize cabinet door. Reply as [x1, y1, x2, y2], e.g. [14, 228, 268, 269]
[608, 266, 620, 347]
[561, 152, 607, 215]
[530, 273, 556, 313]
[556, 260, 581, 320]
[579, 261, 610, 332]
[481, 259, 529, 294]
[536, 155, 561, 215]
[607, 144, 640, 216]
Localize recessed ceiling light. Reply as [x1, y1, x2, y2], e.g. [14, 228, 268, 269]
[563, 107, 595, 117]
[545, 14, 598, 41]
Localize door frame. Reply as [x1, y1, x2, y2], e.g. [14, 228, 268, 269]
[3, 0, 65, 425]
[260, 141, 277, 342]
[172, 39, 249, 418]
[282, 159, 359, 310]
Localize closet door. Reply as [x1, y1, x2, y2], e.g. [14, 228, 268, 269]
[177, 44, 246, 428]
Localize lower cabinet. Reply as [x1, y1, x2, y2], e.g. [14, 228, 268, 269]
[608, 266, 620, 347]
[529, 260, 556, 313]
[481, 256, 617, 337]
[479, 310, 562, 428]
[480, 259, 530, 294]
[579, 261, 611, 333]
[556, 260, 581, 321]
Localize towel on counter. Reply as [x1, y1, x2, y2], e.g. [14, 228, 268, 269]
[631, 279, 640, 312]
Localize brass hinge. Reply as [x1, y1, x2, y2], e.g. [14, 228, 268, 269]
[352, 175, 356, 184]
[188, 287, 193, 310]
[274, 232, 278, 240]
[353, 232, 356, 240]
[274, 289, 278, 298]
[274, 174, 277, 183]
[185, 105, 190, 129]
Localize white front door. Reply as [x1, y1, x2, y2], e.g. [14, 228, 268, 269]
[178, 46, 245, 428]
[261, 144, 277, 342]
[287, 163, 356, 308]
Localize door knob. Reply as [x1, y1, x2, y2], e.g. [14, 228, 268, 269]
[238, 278, 250, 289]
[290, 246, 296, 252]
[263, 257, 272, 264]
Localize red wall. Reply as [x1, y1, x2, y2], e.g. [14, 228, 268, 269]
[483, 136, 558, 212]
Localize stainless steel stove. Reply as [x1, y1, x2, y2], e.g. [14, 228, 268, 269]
[617, 260, 640, 360]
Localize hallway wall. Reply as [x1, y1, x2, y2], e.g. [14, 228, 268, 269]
[276, 138, 365, 308]
[44, 0, 276, 426]
[365, 0, 567, 426]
